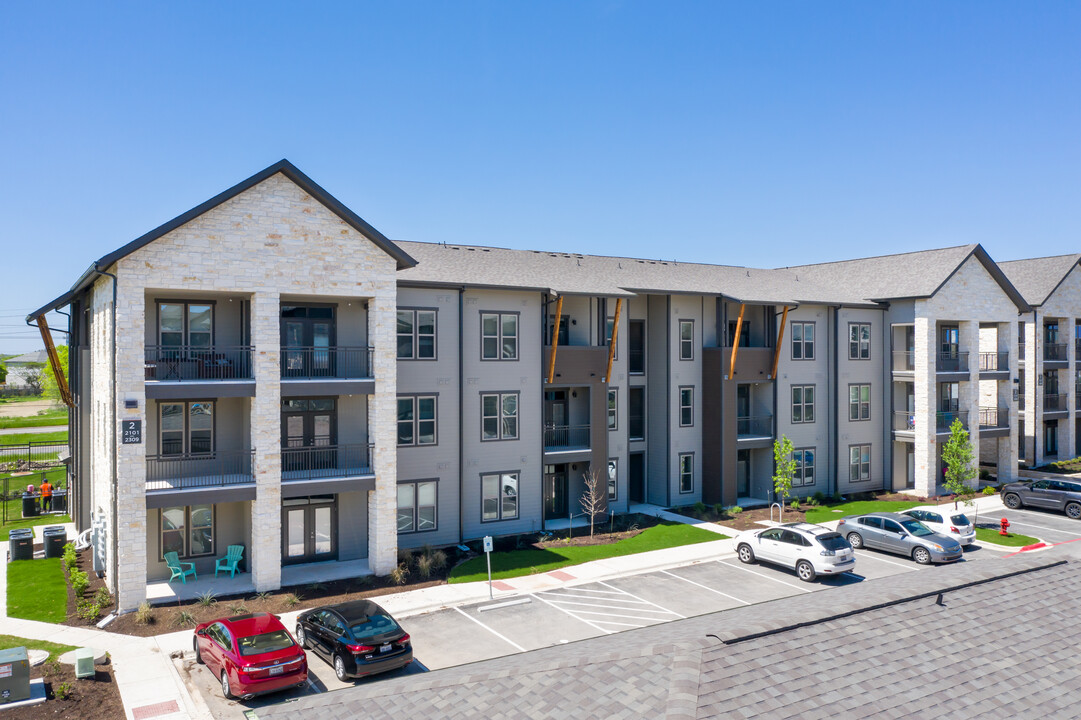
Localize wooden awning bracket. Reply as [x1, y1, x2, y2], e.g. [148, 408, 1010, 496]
[770, 305, 791, 380]
[35, 315, 73, 408]
[546, 295, 564, 383]
[604, 297, 623, 383]
[728, 303, 746, 379]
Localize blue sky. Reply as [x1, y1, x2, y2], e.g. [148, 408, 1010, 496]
[1, 2, 1079, 352]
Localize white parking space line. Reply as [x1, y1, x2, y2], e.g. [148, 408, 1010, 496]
[717, 560, 814, 592]
[537, 599, 674, 614]
[597, 581, 686, 619]
[559, 587, 625, 595]
[994, 512, 1081, 537]
[854, 551, 920, 570]
[540, 591, 659, 605]
[659, 569, 751, 605]
[453, 607, 526, 652]
[569, 610, 664, 622]
[531, 593, 613, 634]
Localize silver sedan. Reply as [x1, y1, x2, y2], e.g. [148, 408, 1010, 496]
[836, 512, 963, 564]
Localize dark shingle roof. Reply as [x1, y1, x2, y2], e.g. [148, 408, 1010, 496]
[998, 254, 1081, 307]
[259, 556, 1069, 720]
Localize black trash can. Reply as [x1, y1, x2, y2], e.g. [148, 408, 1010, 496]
[51, 490, 67, 514]
[20, 494, 38, 519]
[9, 529, 34, 561]
[43, 526, 66, 559]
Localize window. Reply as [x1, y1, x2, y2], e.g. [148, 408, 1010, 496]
[161, 504, 214, 559]
[606, 317, 617, 358]
[679, 386, 694, 427]
[727, 321, 750, 347]
[849, 384, 871, 421]
[849, 323, 871, 360]
[158, 302, 213, 349]
[679, 320, 694, 360]
[792, 385, 815, 423]
[397, 480, 437, 533]
[481, 472, 519, 521]
[397, 396, 437, 446]
[678, 454, 694, 493]
[628, 320, 645, 373]
[160, 401, 214, 455]
[792, 322, 815, 360]
[793, 448, 815, 486]
[629, 387, 645, 441]
[849, 444, 871, 481]
[482, 392, 519, 441]
[397, 309, 436, 360]
[481, 313, 518, 360]
[548, 315, 569, 346]
[1045, 421, 1058, 454]
[607, 389, 618, 430]
[607, 459, 617, 500]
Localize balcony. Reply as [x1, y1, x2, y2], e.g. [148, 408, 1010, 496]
[543, 425, 591, 451]
[937, 351, 969, 375]
[978, 351, 1009, 377]
[978, 406, 1010, 437]
[1019, 395, 1026, 411]
[281, 346, 375, 396]
[281, 443, 373, 487]
[1044, 343, 1067, 362]
[145, 449, 255, 507]
[893, 411, 916, 433]
[736, 415, 774, 448]
[936, 410, 968, 433]
[144, 346, 255, 399]
[892, 351, 914, 373]
[1043, 393, 1069, 417]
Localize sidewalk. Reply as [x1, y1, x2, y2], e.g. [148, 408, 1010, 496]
[0, 424, 67, 436]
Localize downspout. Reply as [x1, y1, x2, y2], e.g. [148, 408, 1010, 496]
[457, 286, 465, 544]
[97, 265, 120, 592]
[831, 306, 839, 498]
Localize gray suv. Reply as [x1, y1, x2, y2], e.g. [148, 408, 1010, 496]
[1001, 478, 1081, 519]
[836, 512, 963, 564]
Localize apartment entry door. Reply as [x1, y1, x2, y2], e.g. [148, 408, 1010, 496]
[544, 391, 568, 428]
[282, 398, 336, 473]
[906, 446, 916, 490]
[282, 495, 337, 564]
[281, 305, 335, 377]
[736, 450, 750, 497]
[543, 464, 568, 521]
[629, 453, 645, 504]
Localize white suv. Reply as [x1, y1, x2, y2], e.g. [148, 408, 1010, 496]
[899, 507, 976, 546]
[735, 522, 855, 582]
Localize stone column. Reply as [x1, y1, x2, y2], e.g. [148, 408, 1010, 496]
[913, 317, 938, 496]
[959, 321, 981, 490]
[367, 292, 398, 575]
[251, 292, 282, 592]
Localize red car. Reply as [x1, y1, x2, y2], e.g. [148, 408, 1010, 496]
[193, 612, 307, 700]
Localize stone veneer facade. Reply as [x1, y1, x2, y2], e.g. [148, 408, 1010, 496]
[85, 173, 399, 610]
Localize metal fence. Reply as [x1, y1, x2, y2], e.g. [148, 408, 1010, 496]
[0, 438, 69, 526]
[144, 345, 254, 381]
[281, 443, 374, 481]
[281, 346, 373, 379]
[543, 425, 591, 449]
[145, 449, 255, 491]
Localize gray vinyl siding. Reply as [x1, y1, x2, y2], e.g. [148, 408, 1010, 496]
[669, 295, 704, 504]
[606, 301, 630, 513]
[337, 490, 369, 560]
[837, 307, 887, 494]
[145, 396, 251, 455]
[646, 295, 670, 505]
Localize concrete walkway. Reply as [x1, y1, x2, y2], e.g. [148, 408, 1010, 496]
[0, 424, 67, 436]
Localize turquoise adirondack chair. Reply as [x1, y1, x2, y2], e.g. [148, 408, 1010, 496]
[165, 551, 197, 584]
[215, 545, 244, 578]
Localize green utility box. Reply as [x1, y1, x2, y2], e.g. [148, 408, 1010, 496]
[0, 647, 31, 704]
[74, 648, 95, 679]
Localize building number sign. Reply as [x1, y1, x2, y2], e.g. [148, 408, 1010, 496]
[121, 420, 142, 444]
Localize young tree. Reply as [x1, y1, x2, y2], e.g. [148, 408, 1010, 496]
[773, 435, 796, 522]
[0, 360, 7, 385]
[942, 418, 977, 509]
[579, 469, 605, 538]
[22, 362, 45, 394]
[41, 346, 69, 400]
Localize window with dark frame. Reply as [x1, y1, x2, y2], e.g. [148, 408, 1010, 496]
[679, 386, 694, 427]
[792, 385, 814, 424]
[679, 320, 694, 360]
[481, 472, 519, 521]
[397, 480, 437, 533]
[160, 401, 214, 455]
[161, 504, 214, 559]
[849, 444, 871, 481]
[678, 453, 693, 493]
[629, 387, 645, 441]
[607, 389, 618, 430]
[481, 392, 519, 441]
[793, 448, 815, 486]
[397, 395, 437, 446]
[397, 309, 436, 360]
[482, 313, 518, 360]
[158, 301, 213, 349]
[791, 322, 815, 360]
[606, 317, 618, 359]
[548, 315, 569, 346]
[607, 459, 617, 500]
[849, 323, 871, 360]
[849, 384, 871, 421]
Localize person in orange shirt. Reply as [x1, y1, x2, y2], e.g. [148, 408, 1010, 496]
[39, 479, 53, 513]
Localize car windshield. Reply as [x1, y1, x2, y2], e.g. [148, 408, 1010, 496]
[950, 514, 970, 525]
[900, 519, 934, 537]
[817, 534, 849, 551]
[350, 614, 399, 638]
[237, 630, 295, 657]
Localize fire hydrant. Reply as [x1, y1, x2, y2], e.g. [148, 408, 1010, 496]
[1000, 517, 1011, 536]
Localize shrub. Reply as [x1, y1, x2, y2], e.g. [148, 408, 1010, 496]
[397, 549, 414, 567]
[76, 599, 102, 622]
[252, 591, 272, 603]
[94, 587, 112, 607]
[195, 591, 217, 608]
[806, 495, 820, 507]
[390, 563, 409, 585]
[729, 506, 743, 516]
[415, 554, 433, 579]
[813, 491, 826, 504]
[428, 549, 447, 572]
[832, 492, 843, 503]
[134, 601, 154, 625]
[983, 486, 997, 495]
[176, 611, 196, 627]
[55, 682, 73, 700]
[789, 499, 800, 511]
[42, 660, 61, 678]
[228, 603, 249, 615]
[62, 543, 77, 571]
[352, 575, 373, 589]
[70, 569, 89, 598]
[283, 592, 303, 608]
[693, 501, 707, 515]
[713, 503, 725, 516]
[306, 582, 327, 593]
[979, 468, 991, 480]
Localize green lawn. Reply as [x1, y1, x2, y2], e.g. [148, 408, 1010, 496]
[0, 411, 68, 430]
[7, 558, 68, 623]
[448, 523, 723, 584]
[0, 634, 75, 661]
[804, 500, 924, 525]
[0, 514, 72, 540]
[0, 431, 68, 445]
[0, 467, 68, 538]
[974, 527, 1039, 547]
[0, 396, 48, 405]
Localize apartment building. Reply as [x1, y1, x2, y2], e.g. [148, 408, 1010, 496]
[29, 160, 1047, 610]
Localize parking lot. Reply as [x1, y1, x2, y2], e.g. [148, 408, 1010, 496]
[181, 501, 1081, 717]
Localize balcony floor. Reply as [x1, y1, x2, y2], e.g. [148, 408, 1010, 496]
[146, 558, 374, 604]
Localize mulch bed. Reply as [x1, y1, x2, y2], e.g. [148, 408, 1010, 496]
[2, 660, 123, 720]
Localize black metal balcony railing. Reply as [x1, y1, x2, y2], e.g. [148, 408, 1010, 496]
[281, 346, 373, 380]
[146, 449, 255, 491]
[281, 443, 373, 480]
[893, 411, 916, 432]
[1044, 393, 1069, 412]
[1044, 343, 1068, 362]
[978, 352, 1009, 373]
[737, 415, 774, 438]
[892, 351, 915, 372]
[145, 346, 254, 381]
[936, 410, 969, 432]
[937, 351, 969, 373]
[543, 425, 591, 449]
[978, 406, 1009, 429]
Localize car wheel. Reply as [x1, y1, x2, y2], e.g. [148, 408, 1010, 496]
[913, 547, 932, 565]
[737, 544, 755, 564]
[1003, 493, 1022, 509]
[296, 624, 308, 649]
[193, 637, 203, 665]
[846, 532, 863, 549]
[221, 670, 234, 700]
[796, 560, 816, 582]
[1066, 502, 1081, 520]
[334, 654, 349, 682]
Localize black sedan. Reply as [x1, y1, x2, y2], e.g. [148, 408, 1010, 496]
[295, 600, 413, 682]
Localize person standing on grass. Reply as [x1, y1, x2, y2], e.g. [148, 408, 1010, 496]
[39, 478, 53, 513]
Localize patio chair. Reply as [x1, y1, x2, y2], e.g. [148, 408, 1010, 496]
[165, 551, 197, 584]
[215, 545, 244, 578]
